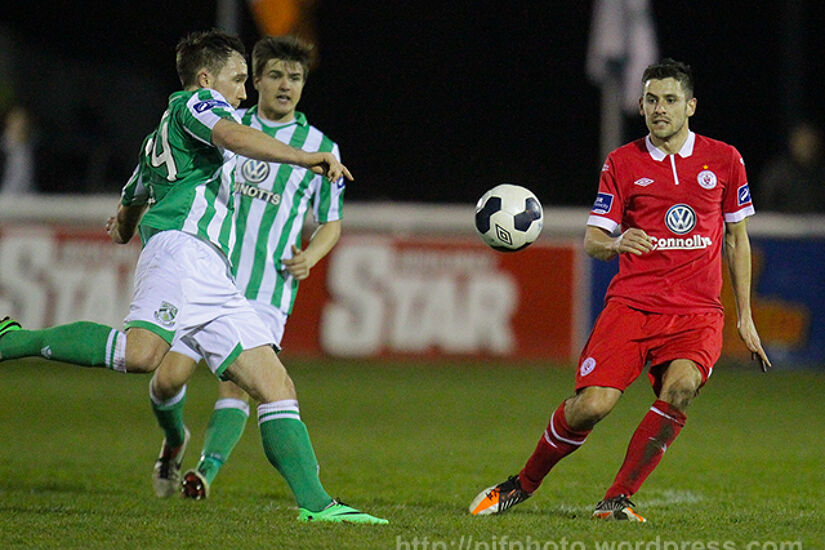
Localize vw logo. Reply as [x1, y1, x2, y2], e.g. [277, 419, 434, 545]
[241, 159, 270, 184]
[665, 204, 696, 235]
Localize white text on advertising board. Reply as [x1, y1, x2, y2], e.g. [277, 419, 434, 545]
[320, 242, 518, 356]
[0, 232, 137, 329]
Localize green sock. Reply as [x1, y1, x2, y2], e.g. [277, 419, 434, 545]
[258, 401, 332, 512]
[196, 401, 249, 484]
[0, 321, 124, 370]
[150, 386, 187, 447]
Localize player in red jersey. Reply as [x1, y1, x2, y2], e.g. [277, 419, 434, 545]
[469, 59, 771, 522]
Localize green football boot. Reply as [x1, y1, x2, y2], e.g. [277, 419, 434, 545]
[297, 500, 388, 524]
[0, 317, 21, 339]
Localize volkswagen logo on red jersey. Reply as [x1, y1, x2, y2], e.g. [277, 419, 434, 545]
[240, 158, 270, 183]
[665, 204, 696, 235]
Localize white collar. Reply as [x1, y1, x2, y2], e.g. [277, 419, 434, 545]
[256, 114, 296, 128]
[645, 131, 696, 161]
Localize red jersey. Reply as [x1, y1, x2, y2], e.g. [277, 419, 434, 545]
[588, 131, 755, 314]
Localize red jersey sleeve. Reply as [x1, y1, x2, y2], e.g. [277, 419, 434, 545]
[587, 155, 623, 233]
[722, 146, 755, 223]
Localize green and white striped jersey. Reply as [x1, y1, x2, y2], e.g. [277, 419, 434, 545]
[121, 89, 240, 256]
[230, 107, 344, 315]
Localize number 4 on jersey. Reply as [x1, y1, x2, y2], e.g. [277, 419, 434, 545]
[145, 110, 178, 181]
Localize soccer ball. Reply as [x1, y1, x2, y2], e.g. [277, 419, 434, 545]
[474, 184, 543, 252]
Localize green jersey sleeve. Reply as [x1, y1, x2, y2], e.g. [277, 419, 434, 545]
[175, 89, 239, 146]
[120, 134, 153, 206]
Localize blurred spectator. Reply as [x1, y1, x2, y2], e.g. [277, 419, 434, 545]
[757, 122, 825, 213]
[0, 105, 36, 195]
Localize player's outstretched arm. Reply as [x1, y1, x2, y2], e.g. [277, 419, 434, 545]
[106, 203, 147, 244]
[724, 218, 771, 371]
[211, 119, 353, 182]
[584, 226, 653, 261]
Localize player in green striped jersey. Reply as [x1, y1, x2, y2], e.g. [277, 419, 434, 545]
[149, 36, 347, 502]
[0, 30, 385, 524]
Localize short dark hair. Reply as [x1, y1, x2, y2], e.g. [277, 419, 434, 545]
[642, 58, 694, 98]
[252, 35, 314, 81]
[176, 29, 246, 88]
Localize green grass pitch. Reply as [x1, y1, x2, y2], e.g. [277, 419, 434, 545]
[0, 358, 822, 549]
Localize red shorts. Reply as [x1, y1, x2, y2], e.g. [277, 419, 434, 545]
[575, 301, 723, 395]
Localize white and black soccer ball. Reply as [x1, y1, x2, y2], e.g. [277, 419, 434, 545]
[474, 184, 543, 252]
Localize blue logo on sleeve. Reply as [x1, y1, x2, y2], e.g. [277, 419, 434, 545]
[592, 192, 614, 214]
[737, 183, 752, 206]
[194, 99, 230, 113]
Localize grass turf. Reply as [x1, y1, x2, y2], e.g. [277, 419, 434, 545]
[0, 358, 821, 549]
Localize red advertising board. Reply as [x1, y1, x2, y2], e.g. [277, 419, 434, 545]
[0, 224, 140, 330]
[0, 225, 583, 362]
[285, 234, 582, 361]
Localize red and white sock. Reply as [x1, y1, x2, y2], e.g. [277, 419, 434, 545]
[518, 402, 591, 493]
[605, 399, 686, 499]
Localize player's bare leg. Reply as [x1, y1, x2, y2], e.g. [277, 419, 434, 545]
[217, 379, 249, 401]
[657, 359, 703, 412]
[596, 360, 702, 521]
[222, 345, 294, 402]
[150, 351, 199, 400]
[564, 386, 623, 430]
[124, 328, 170, 373]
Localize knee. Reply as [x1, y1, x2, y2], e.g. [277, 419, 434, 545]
[224, 348, 297, 403]
[124, 332, 168, 373]
[151, 367, 187, 401]
[659, 382, 698, 411]
[659, 362, 702, 411]
[565, 388, 620, 430]
[126, 346, 165, 373]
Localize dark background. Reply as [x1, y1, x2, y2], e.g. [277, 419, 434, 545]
[1, 1, 823, 205]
